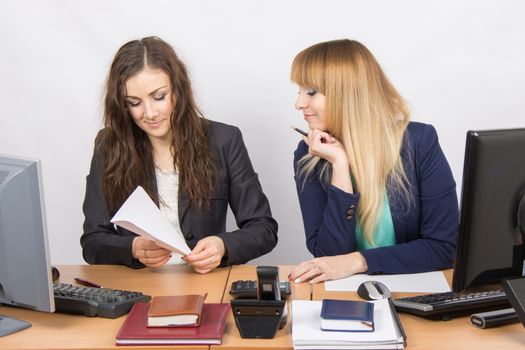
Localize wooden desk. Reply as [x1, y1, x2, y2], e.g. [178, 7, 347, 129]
[214, 265, 310, 350]
[0, 264, 230, 350]
[312, 270, 525, 349]
[2, 266, 524, 349]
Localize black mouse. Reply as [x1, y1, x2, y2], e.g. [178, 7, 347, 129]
[357, 280, 391, 300]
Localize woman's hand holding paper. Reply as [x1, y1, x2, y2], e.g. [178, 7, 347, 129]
[132, 237, 172, 268]
[183, 236, 225, 274]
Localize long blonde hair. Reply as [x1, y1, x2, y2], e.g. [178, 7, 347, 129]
[291, 39, 410, 246]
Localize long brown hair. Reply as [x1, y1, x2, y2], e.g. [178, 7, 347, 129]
[98, 36, 216, 214]
[291, 39, 410, 246]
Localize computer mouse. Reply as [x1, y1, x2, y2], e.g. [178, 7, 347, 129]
[357, 280, 391, 300]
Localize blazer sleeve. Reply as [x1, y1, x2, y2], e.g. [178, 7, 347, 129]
[294, 141, 362, 256]
[80, 138, 144, 268]
[215, 127, 278, 265]
[360, 124, 458, 274]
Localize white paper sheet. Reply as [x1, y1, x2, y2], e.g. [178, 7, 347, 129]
[325, 271, 451, 293]
[292, 299, 403, 349]
[111, 186, 191, 256]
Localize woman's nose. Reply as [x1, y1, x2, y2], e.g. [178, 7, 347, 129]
[295, 93, 308, 110]
[143, 101, 158, 119]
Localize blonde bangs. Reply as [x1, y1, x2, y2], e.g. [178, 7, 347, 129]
[291, 44, 326, 93]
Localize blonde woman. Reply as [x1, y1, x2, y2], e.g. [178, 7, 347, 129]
[288, 39, 458, 284]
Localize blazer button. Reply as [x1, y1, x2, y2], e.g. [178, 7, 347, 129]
[346, 204, 356, 220]
[184, 234, 194, 241]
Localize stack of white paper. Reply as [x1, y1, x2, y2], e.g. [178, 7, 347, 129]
[292, 299, 405, 350]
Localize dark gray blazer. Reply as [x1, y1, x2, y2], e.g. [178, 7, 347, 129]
[81, 120, 278, 268]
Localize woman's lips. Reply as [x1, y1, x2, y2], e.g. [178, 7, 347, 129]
[146, 120, 163, 128]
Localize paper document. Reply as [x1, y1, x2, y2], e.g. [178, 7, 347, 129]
[292, 299, 404, 349]
[325, 271, 450, 293]
[111, 186, 191, 256]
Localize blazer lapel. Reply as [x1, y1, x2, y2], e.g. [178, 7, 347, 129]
[178, 192, 191, 226]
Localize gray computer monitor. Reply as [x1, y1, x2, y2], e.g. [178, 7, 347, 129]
[0, 155, 55, 327]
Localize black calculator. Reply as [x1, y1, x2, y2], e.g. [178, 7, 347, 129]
[229, 280, 291, 299]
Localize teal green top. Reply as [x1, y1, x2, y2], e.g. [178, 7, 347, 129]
[355, 192, 396, 250]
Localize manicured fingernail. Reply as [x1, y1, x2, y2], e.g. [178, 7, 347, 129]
[294, 278, 301, 283]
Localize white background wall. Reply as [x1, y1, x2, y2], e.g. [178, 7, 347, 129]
[0, 0, 524, 266]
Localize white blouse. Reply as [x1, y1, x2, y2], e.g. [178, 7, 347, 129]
[155, 167, 186, 265]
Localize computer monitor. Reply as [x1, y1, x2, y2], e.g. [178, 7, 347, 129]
[0, 155, 55, 321]
[452, 128, 525, 292]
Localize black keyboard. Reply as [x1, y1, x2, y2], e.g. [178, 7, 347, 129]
[393, 289, 510, 320]
[53, 283, 151, 318]
[229, 280, 291, 299]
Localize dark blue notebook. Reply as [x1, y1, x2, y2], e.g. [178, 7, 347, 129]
[320, 299, 374, 332]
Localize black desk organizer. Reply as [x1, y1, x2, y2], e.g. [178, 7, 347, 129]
[230, 266, 288, 339]
[231, 299, 286, 339]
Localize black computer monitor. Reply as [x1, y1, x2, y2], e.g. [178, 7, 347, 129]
[503, 277, 525, 327]
[0, 155, 55, 335]
[452, 128, 525, 292]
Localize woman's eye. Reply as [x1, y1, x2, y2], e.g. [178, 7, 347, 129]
[306, 88, 317, 96]
[154, 94, 166, 101]
[127, 101, 140, 107]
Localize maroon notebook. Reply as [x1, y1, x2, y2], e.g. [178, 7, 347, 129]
[116, 302, 230, 345]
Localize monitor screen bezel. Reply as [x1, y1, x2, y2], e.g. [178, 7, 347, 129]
[452, 128, 525, 292]
[0, 155, 55, 313]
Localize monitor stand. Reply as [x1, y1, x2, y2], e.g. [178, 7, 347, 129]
[0, 314, 32, 337]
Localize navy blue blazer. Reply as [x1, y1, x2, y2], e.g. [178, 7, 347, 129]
[294, 122, 458, 274]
